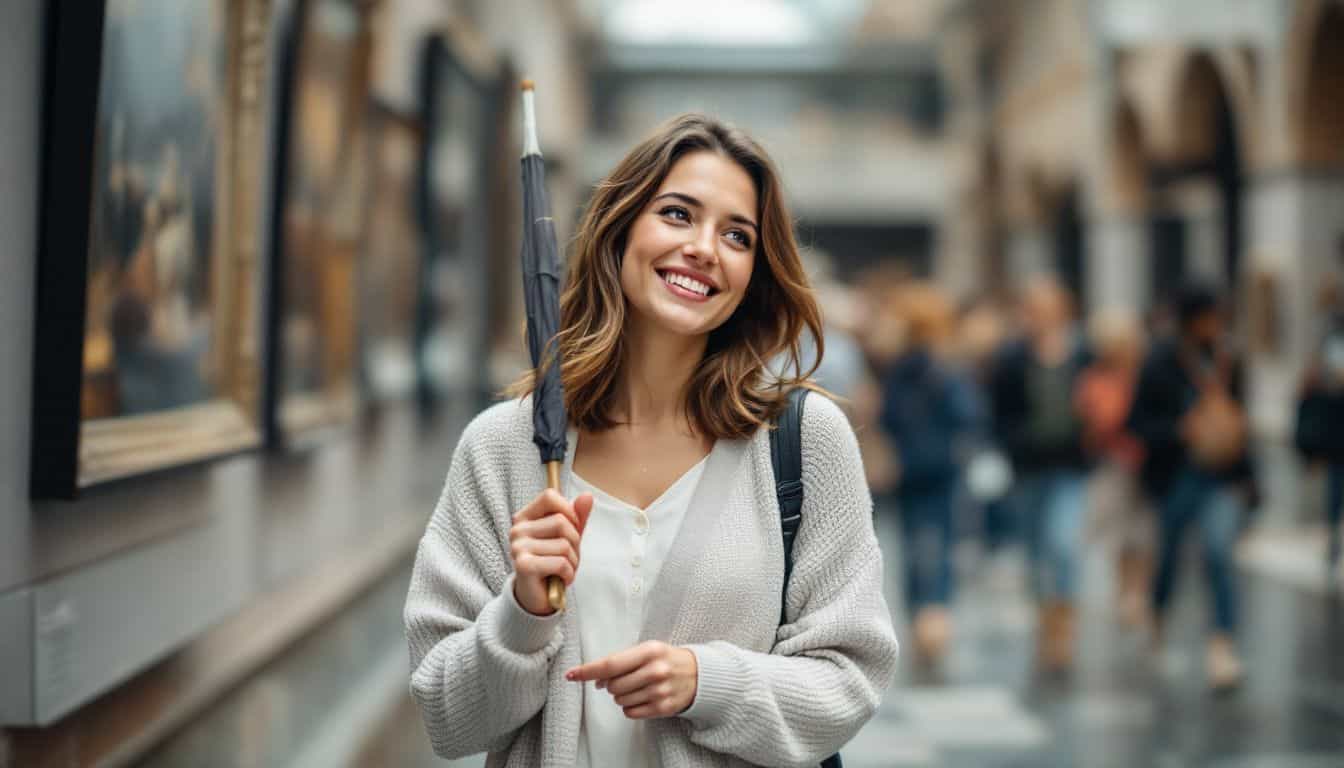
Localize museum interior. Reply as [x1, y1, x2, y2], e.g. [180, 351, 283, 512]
[2, 1, 1344, 766]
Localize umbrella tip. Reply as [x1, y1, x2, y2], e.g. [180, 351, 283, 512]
[520, 78, 535, 92]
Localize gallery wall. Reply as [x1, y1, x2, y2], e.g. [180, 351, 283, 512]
[0, 0, 494, 732]
[0, 0, 41, 592]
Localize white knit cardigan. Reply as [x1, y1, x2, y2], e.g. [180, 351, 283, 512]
[403, 395, 899, 768]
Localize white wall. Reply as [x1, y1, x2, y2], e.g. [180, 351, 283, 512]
[0, 0, 41, 591]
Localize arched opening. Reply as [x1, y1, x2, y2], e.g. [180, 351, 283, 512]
[1148, 53, 1243, 307]
[1300, 3, 1344, 168]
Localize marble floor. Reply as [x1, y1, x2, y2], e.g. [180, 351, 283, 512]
[836, 512, 1344, 768]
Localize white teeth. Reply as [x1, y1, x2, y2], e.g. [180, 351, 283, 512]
[662, 271, 710, 296]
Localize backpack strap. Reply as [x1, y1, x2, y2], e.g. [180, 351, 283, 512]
[769, 388, 845, 768]
[770, 387, 808, 627]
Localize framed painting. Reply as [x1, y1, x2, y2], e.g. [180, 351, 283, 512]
[263, 0, 376, 445]
[415, 31, 510, 413]
[30, 0, 273, 499]
[357, 102, 424, 404]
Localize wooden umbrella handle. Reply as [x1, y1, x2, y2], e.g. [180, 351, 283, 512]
[545, 461, 566, 612]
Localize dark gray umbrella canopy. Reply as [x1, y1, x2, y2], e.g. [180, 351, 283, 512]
[520, 99, 567, 465]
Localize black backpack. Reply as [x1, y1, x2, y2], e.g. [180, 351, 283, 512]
[770, 388, 843, 768]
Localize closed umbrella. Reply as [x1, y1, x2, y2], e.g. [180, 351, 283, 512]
[519, 80, 569, 611]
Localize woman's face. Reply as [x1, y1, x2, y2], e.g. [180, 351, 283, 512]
[620, 150, 758, 339]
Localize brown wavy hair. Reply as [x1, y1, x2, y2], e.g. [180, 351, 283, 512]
[509, 113, 825, 439]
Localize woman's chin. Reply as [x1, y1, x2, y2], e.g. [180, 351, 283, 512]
[644, 307, 717, 338]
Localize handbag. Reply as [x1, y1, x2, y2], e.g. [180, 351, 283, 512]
[1184, 354, 1247, 470]
[770, 388, 843, 768]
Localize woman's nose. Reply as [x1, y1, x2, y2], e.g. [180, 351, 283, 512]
[682, 227, 717, 264]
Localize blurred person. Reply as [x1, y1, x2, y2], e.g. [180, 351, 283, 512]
[957, 297, 1018, 557]
[1294, 270, 1344, 579]
[1075, 309, 1151, 627]
[852, 265, 913, 495]
[853, 263, 913, 367]
[774, 253, 891, 503]
[787, 249, 872, 405]
[1127, 283, 1251, 692]
[813, 270, 897, 501]
[989, 275, 1092, 672]
[879, 282, 980, 662]
[404, 114, 898, 767]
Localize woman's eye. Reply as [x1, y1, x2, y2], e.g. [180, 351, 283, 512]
[659, 205, 690, 222]
[726, 230, 752, 248]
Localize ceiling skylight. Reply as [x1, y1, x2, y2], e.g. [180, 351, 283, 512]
[604, 0, 819, 46]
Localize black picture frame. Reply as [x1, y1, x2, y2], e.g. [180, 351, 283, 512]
[357, 100, 426, 406]
[30, 0, 272, 499]
[414, 31, 510, 415]
[262, 0, 376, 448]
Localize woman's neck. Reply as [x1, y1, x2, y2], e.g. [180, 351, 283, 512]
[613, 316, 708, 430]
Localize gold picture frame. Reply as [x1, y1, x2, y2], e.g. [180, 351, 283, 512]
[264, 0, 377, 445]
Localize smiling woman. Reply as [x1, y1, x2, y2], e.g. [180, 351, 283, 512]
[527, 114, 825, 438]
[405, 112, 898, 768]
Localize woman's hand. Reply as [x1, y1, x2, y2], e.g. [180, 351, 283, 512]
[564, 641, 699, 719]
[510, 489, 593, 616]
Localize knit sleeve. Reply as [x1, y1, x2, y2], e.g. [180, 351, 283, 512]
[681, 395, 900, 767]
[403, 409, 564, 759]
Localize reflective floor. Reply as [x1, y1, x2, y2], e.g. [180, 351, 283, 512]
[840, 509, 1344, 768]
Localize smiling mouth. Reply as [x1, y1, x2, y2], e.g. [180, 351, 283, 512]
[656, 269, 717, 298]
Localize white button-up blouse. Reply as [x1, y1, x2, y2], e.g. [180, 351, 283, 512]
[568, 454, 708, 768]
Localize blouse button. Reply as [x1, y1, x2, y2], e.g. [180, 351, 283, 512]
[634, 511, 649, 535]
[632, 577, 644, 595]
[631, 555, 643, 568]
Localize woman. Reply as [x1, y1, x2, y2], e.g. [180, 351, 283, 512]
[404, 114, 899, 767]
[1075, 309, 1150, 628]
[989, 275, 1092, 672]
[1127, 283, 1249, 690]
[878, 281, 978, 663]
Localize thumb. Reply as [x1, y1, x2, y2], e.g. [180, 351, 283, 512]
[573, 492, 594, 534]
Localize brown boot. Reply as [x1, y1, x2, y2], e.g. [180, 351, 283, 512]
[913, 606, 952, 663]
[1037, 601, 1076, 673]
[1206, 634, 1243, 692]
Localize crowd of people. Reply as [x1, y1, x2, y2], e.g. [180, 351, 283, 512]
[805, 263, 1344, 694]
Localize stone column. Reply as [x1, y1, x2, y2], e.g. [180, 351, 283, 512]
[1086, 215, 1150, 312]
[1243, 172, 1344, 526]
[1244, 175, 1314, 437]
[1006, 226, 1051, 286]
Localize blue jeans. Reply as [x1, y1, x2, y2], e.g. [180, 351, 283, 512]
[898, 483, 956, 611]
[1017, 470, 1086, 600]
[1327, 464, 1344, 565]
[1152, 468, 1243, 632]
[983, 496, 1017, 552]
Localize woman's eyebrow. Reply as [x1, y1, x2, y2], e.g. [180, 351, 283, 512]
[652, 192, 758, 234]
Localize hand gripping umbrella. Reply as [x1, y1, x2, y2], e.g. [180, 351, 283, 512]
[519, 80, 569, 612]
